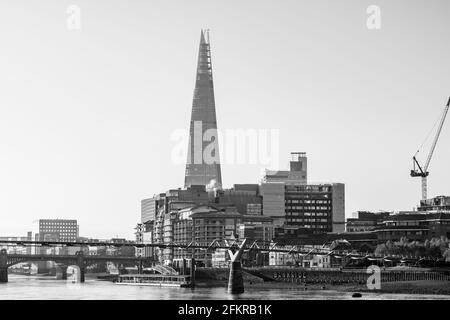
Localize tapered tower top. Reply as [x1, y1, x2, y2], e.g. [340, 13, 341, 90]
[184, 30, 222, 189]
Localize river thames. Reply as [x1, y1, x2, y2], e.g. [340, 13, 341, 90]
[0, 275, 449, 300]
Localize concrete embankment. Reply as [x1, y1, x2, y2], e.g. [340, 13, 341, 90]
[195, 267, 450, 295]
[248, 267, 450, 285]
[349, 280, 450, 295]
[195, 267, 265, 287]
[87, 273, 119, 281]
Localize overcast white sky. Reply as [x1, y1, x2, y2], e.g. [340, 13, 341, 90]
[0, 0, 449, 239]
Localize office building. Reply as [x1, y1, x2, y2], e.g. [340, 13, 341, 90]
[37, 219, 79, 242]
[184, 30, 222, 189]
[237, 223, 273, 243]
[260, 152, 345, 234]
[374, 211, 450, 241]
[213, 184, 262, 215]
[284, 183, 345, 234]
[135, 222, 154, 258]
[141, 196, 161, 224]
[346, 211, 390, 233]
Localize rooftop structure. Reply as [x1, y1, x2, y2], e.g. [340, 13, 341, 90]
[418, 195, 450, 212]
[262, 152, 307, 185]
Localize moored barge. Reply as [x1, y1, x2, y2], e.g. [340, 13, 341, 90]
[115, 274, 192, 287]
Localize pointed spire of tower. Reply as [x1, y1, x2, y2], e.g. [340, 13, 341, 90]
[200, 29, 206, 44]
[184, 30, 222, 189]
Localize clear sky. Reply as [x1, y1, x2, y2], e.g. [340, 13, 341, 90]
[0, 0, 449, 239]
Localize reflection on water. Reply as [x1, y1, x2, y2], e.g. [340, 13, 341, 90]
[1, 275, 449, 300]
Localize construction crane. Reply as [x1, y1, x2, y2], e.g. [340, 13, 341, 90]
[411, 96, 450, 200]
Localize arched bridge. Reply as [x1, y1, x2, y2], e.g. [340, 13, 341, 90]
[0, 249, 153, 283]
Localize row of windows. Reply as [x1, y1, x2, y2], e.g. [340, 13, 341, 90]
[193, 231, 226, 235]
[297, 225, 329, 229]
[286, 206, 330, 210]
[285, 194, 331, 199]
[347, 228, 373, 232]
[282, 223, 330, 229]
[40, 228, 77, 232]
[285, 186, 331, 192]
[287, 219, 330, 228]
[39, 226, 78, 229]
[287, 218, 329, 223]
[380, 231, 424, 236]
[40, 225, 77, 227]
[386, 222, 420, 227]
[286, 200, 330, 204]
[194, 226, 225, 230]
[40, 223, 77, 226]
[286, 212, 330, 217]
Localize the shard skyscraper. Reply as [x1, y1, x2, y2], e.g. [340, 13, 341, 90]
[184, 30, 222, 189]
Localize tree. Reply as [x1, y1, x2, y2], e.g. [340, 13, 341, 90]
[374, 243, 387, 256]
[443, 248, 450, 262]
[119, 246, 136, 257]
[359, 243, 375, 253]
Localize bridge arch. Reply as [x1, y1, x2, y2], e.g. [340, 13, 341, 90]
[6, 257, 77, 269]
[1, 249, 165, 283]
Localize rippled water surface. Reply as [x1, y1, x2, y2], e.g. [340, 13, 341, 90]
[1, 275, 449, 300]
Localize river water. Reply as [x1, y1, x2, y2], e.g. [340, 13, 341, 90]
[1, 275, 449, 300]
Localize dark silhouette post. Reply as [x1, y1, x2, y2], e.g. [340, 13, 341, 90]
[62, 266, 68, 280]
[227, 239, 248, 294]
[0, 249, 8, 283]
[76, 251, 85, 283]
[190, 258, 196, 287]
[182, 258, 187, 275]
[138, 259, 143, 274]
[55, 264, 68, 280]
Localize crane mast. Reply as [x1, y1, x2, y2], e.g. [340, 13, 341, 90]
[411, 97, 449, 200]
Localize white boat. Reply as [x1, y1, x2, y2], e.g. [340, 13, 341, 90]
[115, 274, 192, 287]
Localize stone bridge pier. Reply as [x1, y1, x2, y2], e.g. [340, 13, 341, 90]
[137, 259, 143, 274]
[76, 251, 85, 283]
[55, 264, 68, 280]
[0, 249, 8, 283]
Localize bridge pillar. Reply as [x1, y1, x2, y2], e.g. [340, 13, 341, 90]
[55, 264, 68, 280]
[190, 258, 196, 287]
[76, 251, 85, 283]
[228, 261, 244, 294]
[182, 258, 187, 275]
[138, 260, 143, 274]
[227, 239, 248, 295]
[62, 267, 68, 280]
[0, 249, 8, 283]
